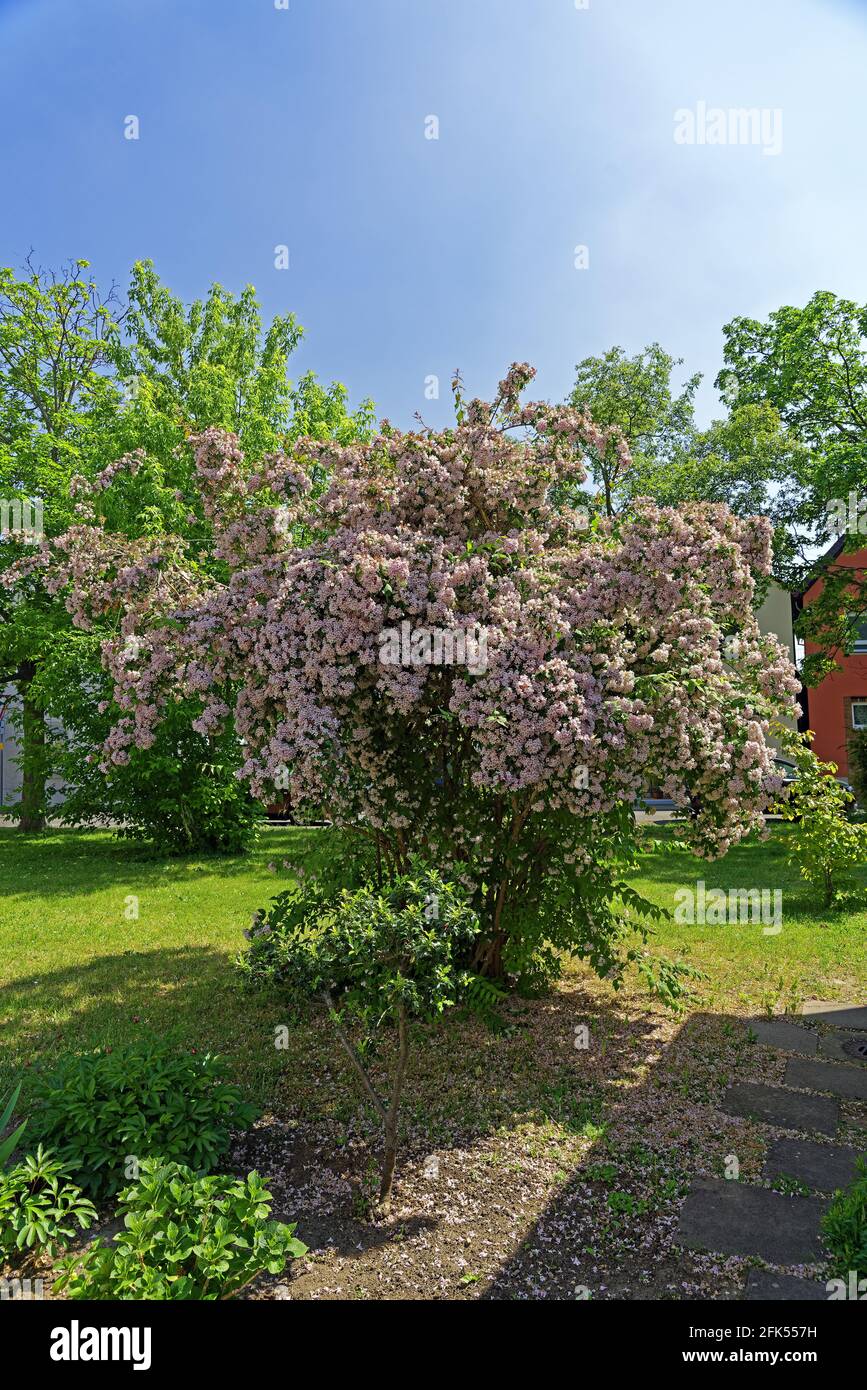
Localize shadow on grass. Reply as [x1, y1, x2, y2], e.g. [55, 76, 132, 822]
[1, 939, 660, 1136]
[0, 945, 291, 1100]
[633, 828, 867, 926]
[0, 826, 325, 902]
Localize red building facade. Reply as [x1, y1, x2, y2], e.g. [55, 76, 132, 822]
[801, 541, 867, 778]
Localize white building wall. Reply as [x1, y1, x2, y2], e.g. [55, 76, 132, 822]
[0, 686, 66, 811]
[0, 687, 22, 808]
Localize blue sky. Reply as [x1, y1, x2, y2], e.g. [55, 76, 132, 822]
[1, 0, 866, 428]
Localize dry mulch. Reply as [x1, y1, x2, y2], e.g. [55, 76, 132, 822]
[230, 979, 807, 1301]
[8, 973, 862, 1301]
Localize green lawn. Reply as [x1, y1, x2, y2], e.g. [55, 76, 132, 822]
[1, 822, 865, 1103]
[633, 823, 867, 1012]
[0, 825, 318, 1099]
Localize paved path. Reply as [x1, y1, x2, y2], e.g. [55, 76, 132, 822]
[674, 1005, 867, 1301]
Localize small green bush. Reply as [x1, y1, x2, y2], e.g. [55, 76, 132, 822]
[236, 865, 480, 1014]
[28, 1039, 256, 1199]
[0, 1146, 96, 1258]
[237, 864, 481, 1210]
[777, 737, 867, 906]
[54, 1159, 306, 1300]
[823, 1157, 867, 1280]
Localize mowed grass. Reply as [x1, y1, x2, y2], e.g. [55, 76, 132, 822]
[0, 825, 321, 1100]
[1, 823, 865, 1106]
[628, 822, 867, 1013]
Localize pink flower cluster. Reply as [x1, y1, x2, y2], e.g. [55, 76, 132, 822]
[31, 365, 800, 877]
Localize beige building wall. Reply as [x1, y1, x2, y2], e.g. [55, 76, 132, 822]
[756, 579, 795, 663]
[755, 580, 799, 745]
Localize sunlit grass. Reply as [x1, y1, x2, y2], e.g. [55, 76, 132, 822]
[624, 822, 867, 1013]
[1, 822, 864, 1109]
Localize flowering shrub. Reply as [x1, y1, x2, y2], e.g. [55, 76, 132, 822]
[28, 365, 800, 985]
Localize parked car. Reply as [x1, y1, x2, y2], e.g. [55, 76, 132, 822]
[635, 758, 857, 818]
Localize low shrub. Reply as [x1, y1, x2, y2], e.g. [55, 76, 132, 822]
[823, 1157, 867, 1280]
[54, 1159, 306, 1300]
[237, 864, 482, 1211]
[29, 1039, 256, 1199]
[0, 1146, 96, 1258]
[776, 736, 867, 906]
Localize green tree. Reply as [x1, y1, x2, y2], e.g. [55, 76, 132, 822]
[718, 290, 867, 524]
[0, 257, 123, 829]
[627, 403, 809, 586]
[568, 343, 700, 515]
[718, 291, 867, 665]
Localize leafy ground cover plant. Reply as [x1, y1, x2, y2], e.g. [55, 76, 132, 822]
[0, 1082, 26, 1169]
[239, 865, 482, 1210]
[776, 736, 867, 906]
[822, 1157, 867, 1280]
[0, 1145, 96, 1258]
[54, 1159, 306, 1300]
[28, 1038, 256, 1199]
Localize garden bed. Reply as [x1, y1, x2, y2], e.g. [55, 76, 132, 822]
[2, 824, 866, 1300]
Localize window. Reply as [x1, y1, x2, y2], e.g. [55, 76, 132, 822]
[852, 701, 867, 730]
[853, 620, 867, 654]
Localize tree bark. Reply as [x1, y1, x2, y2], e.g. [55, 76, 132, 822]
[378, 1004, 408, 1212]
[320, 989, 386, 1122]
[472, 929, 505, 978]
[18, 663, 46, 833]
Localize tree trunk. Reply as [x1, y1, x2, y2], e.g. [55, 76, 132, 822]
[18, 663, 46, 833]
[320, 989, 386, 1122]
[472, 931, 505, 978]
[378, 1005, 408, 1212]
[471, 874, 511, 977]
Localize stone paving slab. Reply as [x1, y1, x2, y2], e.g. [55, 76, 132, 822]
[721, 1082, 838, 1136]
[785, 1056, 867, 1102]
[763, 1136, 862, 1192]
[818, 1030, 867, 1065]
[676, 1178, 828, 1263]
[798, 1002, 867, 1030]
[744, 1270, 828, 1301]
[746, 1018, 817, 1054]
